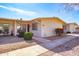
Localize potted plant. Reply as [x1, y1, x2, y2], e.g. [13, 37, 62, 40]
[55, 28, 64, 36]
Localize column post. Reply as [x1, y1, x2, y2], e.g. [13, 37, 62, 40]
[9, 24, 12, 35]
[13, 21, 17, 36]
[26, 24, 27, 32]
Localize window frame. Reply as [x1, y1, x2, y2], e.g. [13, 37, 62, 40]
[32, 22, 38, 30]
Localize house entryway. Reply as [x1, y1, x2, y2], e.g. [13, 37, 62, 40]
[27, 24, 30, 32]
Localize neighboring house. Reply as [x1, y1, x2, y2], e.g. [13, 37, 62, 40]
[0, 17, 66, 37]
[65, 23, 78, 33]
[76, 27, 79, 32]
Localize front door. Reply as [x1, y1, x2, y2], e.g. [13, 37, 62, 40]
[27, 24, 30, 32]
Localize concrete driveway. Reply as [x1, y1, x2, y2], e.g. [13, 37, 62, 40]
[40, 37, 79, 56]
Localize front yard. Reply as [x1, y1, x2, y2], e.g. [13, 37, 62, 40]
[0, 36, 37, 53]
[0, 33, 79, 56]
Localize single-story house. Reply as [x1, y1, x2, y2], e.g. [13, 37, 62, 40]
[31, 17, 66, 37]
[0, 17, 66, 37]
[76, 27, 79, 32]
[65, 23, 78, 33]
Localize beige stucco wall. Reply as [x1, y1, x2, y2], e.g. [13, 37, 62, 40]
[31, 19, 42, 37]
[41, 19, 63, 37]
[32, 19, 62, 37]
[31, 18, 64, 37]
[66, 24, 78, 33]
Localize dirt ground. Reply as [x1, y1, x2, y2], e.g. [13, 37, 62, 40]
[0, 36, 37, 53]
[0, 41, 37, 54]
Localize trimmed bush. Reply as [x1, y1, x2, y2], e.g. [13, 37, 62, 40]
[24, 32, 33, 40]
[18, 31, 25, 37]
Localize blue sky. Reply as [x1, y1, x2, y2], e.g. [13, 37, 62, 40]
[0, 3, 79, 24]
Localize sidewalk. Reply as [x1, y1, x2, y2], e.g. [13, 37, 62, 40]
[0, 35, 76, 56]
[0, 45, 48, 56]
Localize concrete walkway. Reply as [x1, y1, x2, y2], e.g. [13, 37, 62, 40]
[0, 45, 48, 56]
[0, 35, 76, 56]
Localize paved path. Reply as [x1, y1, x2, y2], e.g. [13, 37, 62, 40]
[0, 35, 77, 56]
[0, 45, 48, 56]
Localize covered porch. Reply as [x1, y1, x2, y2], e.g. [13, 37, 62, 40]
[0, 18, 31, 36]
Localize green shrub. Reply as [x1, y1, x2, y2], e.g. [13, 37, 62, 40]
[19, 31, 25, 37]
[24, 32, 33, 40]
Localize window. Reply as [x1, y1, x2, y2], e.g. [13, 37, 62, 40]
[0, 23, 9, 34]
[32, 22, 38, 30]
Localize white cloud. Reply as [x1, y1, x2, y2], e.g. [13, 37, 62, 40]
[0, 5, 37, 16]
[64, 3, 79, 11]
